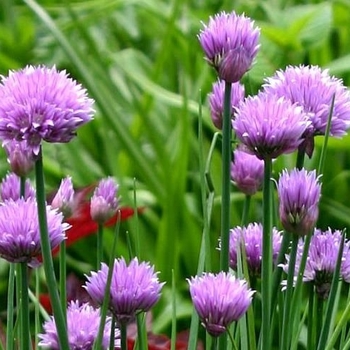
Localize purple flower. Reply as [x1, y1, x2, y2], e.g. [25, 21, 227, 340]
[277, 168, 321, 236]
[233, 93, 310, 160]
[90, 177, 119, 224]
[263, 65, 350, 141]
[231, 148, 264, 195]
[188, 272, 253, 337]
[38, 300, 116, 350]
[0, 198, 68, 266]
[51, 176, 75, 219]
[208, 79, 245, 129]
[198, 11, 260, 83]
[228, 223, 283, 275]
[0, 172, 35, 201]
[282, 228, 350, 299]
[85, 257, 164, 324]
[0, 65, 94, 153]
[3, 140, 36, 176]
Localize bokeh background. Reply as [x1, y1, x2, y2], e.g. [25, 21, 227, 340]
[1, 0, 350, 337]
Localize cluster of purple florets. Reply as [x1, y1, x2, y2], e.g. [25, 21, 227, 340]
[0, 6, 349, 348]
[192, 8, 350, 338]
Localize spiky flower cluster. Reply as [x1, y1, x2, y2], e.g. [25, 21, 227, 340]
[85, 257, 164, 324]
[90, 177, 119, 224]
[233, 93, 310, 160]
[0, 197, 68, 266]
[198, 11, 260, 82]
[231, 148, 264, 195]
[228, 223, 283, 275]
[51, 176, 75, 219]
[282, 228, 350, 299]
[263, 65, 350, 139]
[208, 79, 245, 129]
[0, 172, 35, 201]
[38, 301, 115, 350]
[0, 65, 94, 153]
[277, 168, 321, 236]
[188, 272, 254, 337]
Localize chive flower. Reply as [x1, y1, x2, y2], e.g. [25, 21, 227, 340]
[233, 93, 310, 160]
[90, 177, 119, 224]
[208, 79, 245, 129]
[51, 176, 75, 219]
[38, 300, 115, 350]
[263, 65, 350, 143]
[188, 272, 254, 337]
[3, 140, 36, 176]
[0, 65, 94, 153]
[282, 228, 350, 299]
[231, 148, 264, 195]
[277, 168, 321, 236]
[0, 198, 68, 266]
[0, 172, 35, 201]
[198, 11, 260, 83]
[228, 223, 283, 276]
[85, 257, 164, 324]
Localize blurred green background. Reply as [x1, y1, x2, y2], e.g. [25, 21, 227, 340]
[1, 0, 350, 336]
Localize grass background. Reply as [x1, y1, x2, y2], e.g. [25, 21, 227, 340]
[1, 0, 350, 338]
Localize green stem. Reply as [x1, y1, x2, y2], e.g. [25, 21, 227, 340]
[6, 264, 15, 350]
[261, 158, 273, 350]
[97, 223, 104, 267]
[241, 195, 251, 226]
[19, 262, 30, 350]
[35, 147, 69, 350]
[59, 240, 67, 321]
[307, 284, 315, 350]
[326, 287, 350, 350]
[120, 322, 127, 350]
[109, 316, 116, 350]
[220, 81, 232, 272]
[318, 93, 335, 176]
[296, 148, 305, 170]
[211, 336, 218, 350]
[280, 235, 298, 350]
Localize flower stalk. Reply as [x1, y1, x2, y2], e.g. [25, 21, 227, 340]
[35, 148, 69, 350]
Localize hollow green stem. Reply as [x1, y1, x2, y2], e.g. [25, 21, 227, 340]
[261, 157, 273, 350]
[59, 240, 67, 321]
[35, 147, 69, 350]
[281, 235, 298, 350]
[120, 322, 127, 350]
[220, 81, 232, 272]
[241, 195, 251, 226]
[6, 264, 15, 350]
[19, 262, 30, 350]
[97, 223, 104, 267]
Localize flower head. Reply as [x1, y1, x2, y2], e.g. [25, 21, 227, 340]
[38, 300, 115, 350]
[0, 65, 94, 153]
[0, 198, 68, 266]
[227, 223, 283, 275]
[198, 11, 260, 82]
[90, 177, 119, 224]
[233, 93, 310, 159]
[0, 172, 35, 201]
[188, 272, 253, 337]
[277, 168, 321, 236]
[263, 65, 350, 140]
[51, 176, 75, 219]
[282, 228, 350, 299]
[3, 140, 36, 176]
[231, 148, 264, 195]
[85, 257, 164, 324]
[208, 79, 245, 129]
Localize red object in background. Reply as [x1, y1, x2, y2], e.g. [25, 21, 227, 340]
[47, 184, 140, 257]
